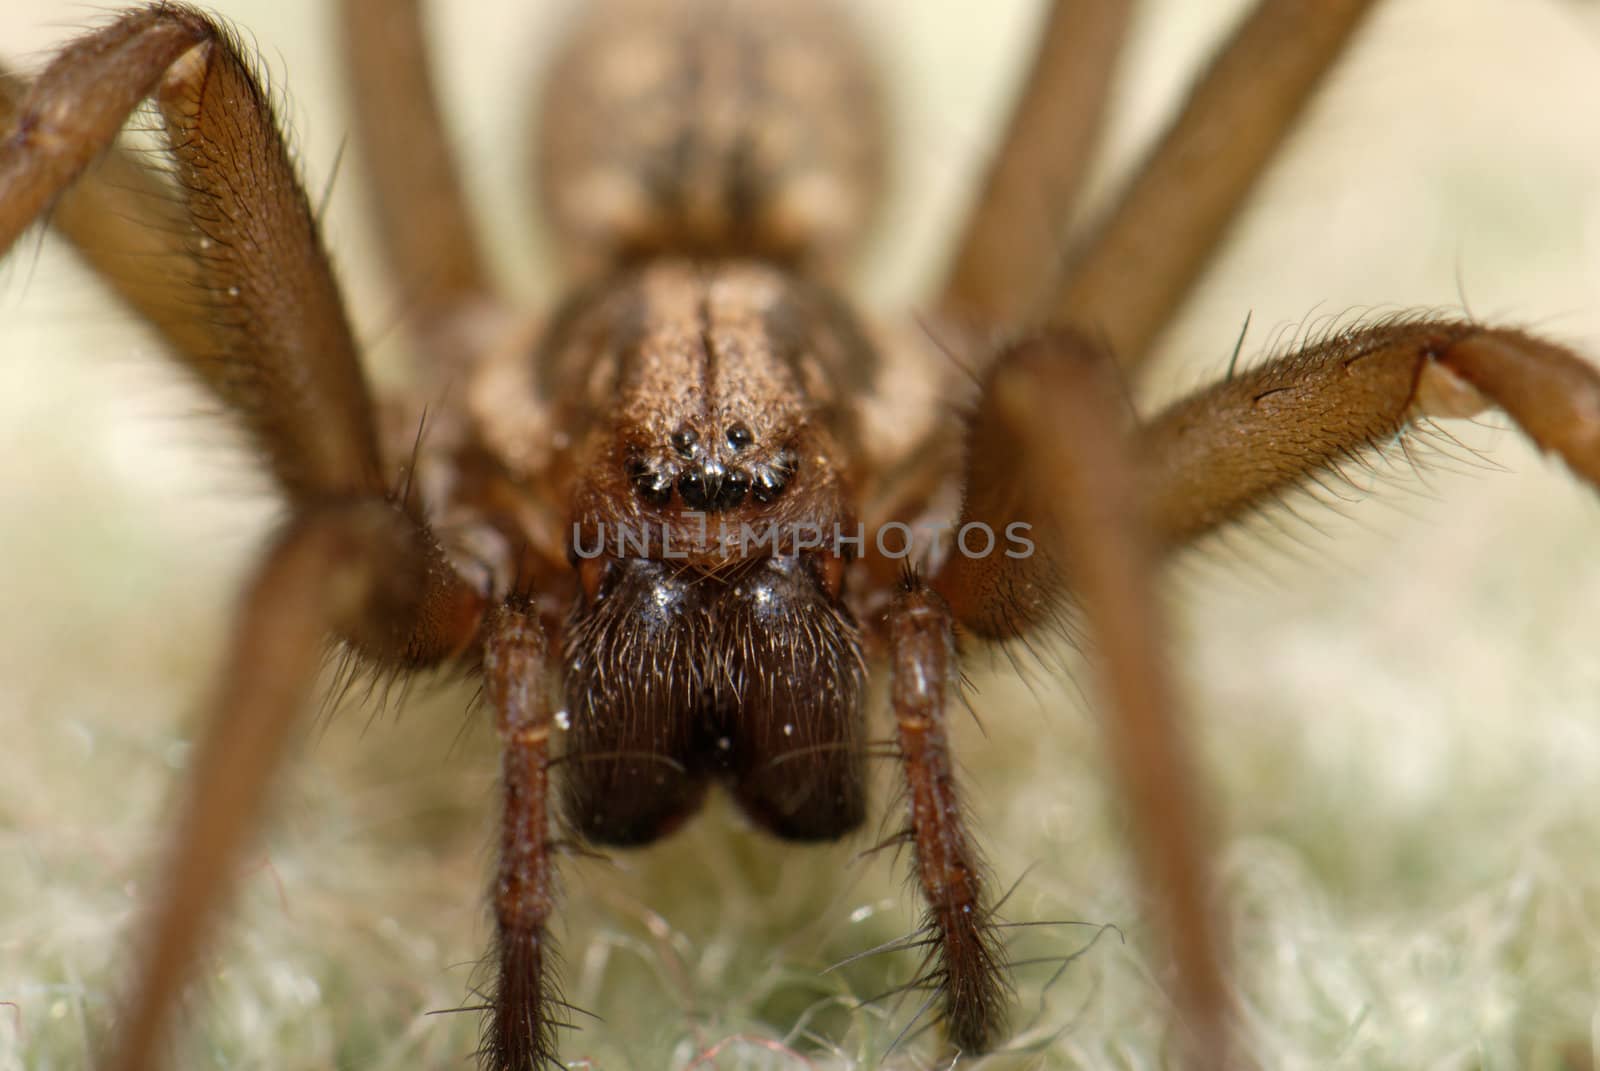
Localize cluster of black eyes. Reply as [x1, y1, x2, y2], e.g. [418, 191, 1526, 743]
[627, 422, 797, 511]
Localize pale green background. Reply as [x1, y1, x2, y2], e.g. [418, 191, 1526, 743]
[2, 1, 1600, 1069]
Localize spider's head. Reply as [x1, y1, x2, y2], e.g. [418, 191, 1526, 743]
[551, 260, 867, 596]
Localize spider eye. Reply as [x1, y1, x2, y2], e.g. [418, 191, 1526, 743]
[678, 459, 751, 511]
[670, 427, 699, 458]
[626, 457, 673, 507]
[725, 422, 754, 451]
[717, 468, 751, 509]
[751, 448, 799, 504]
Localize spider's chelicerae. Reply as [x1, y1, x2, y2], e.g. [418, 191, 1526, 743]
[4, 1, 1600, 1069]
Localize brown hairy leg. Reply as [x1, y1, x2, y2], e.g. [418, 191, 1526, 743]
[1053, 0, 1378, 367]
[0, 7, 484, 1069]
[1140, 320, 1600, 546]
[339, 0, 498, 360]
[0, 67, 204, 349]
[1, 3, 380, 499]
[105, 502, 482, 1071]
[929, 317, 1600, 1065]
[933, 334, 1226, 1066]
[935, 0, 1132, 328]
[0, 10, 201, 252]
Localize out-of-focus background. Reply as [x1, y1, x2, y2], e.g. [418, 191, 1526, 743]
[3, 1, 1600, 1068]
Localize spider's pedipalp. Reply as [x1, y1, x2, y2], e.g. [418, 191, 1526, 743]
[886, 582, 1010, 1054]
[481, 598, 565, 1071]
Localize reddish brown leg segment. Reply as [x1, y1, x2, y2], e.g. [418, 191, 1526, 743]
[886, 584, 1007, 1053]
[1055, 0, 1378, 367]
[935, 335, 1229, 1067]
[1140, 321, 1600, 548]
[936, 0, 1133, 328]
[339, 0, 495, 350]
[482, 599, 560, 1071]
[104, 502, 484, 1071]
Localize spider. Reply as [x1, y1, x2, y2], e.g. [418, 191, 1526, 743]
[3, 2, 1600, 1069]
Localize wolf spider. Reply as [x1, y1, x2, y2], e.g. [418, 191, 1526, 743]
[4, 0, 1600, 1068]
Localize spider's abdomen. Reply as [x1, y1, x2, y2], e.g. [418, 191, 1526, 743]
[536, 0, 884, 282]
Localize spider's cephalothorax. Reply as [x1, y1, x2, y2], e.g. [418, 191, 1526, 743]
[7, 0, 1600, 1069]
